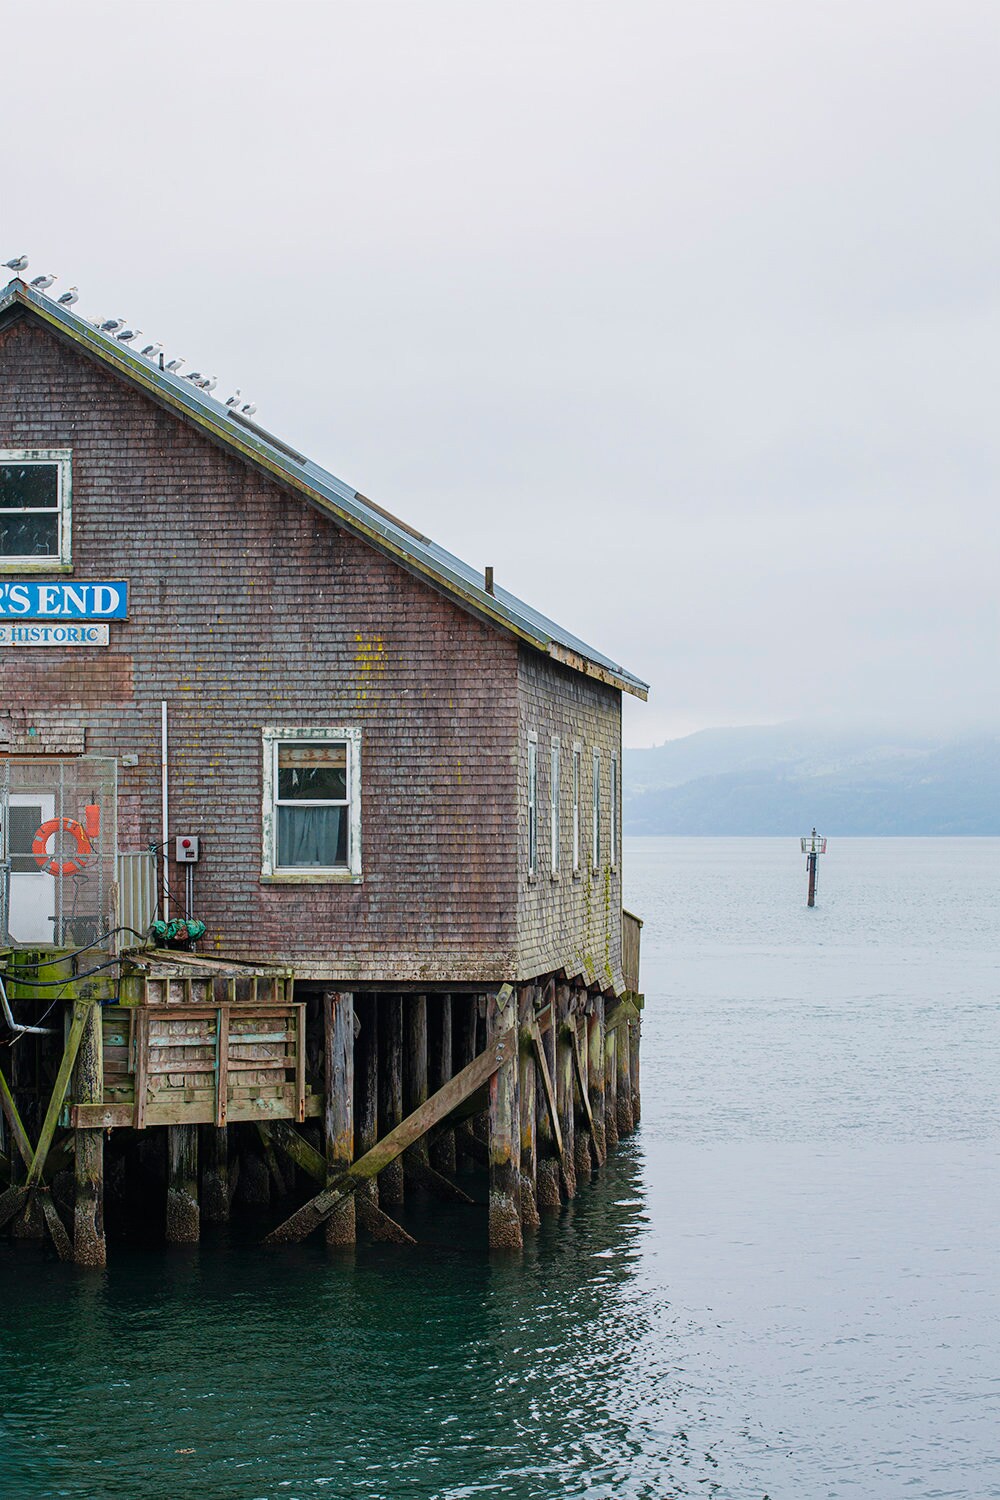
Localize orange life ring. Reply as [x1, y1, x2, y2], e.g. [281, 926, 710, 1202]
[32, 817, 92, 877]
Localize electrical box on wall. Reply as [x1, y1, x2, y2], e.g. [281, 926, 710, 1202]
[175, 836, 199, 862]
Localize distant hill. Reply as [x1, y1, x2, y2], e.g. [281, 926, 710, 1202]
[623, 726, 1000, 835]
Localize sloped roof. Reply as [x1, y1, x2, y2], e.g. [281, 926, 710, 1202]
[0, 279, 648, 699]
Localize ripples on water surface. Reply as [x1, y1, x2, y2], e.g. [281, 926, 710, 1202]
[2, 837, 999, 1499]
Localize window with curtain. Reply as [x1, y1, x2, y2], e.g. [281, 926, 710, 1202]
[262, 728, 361, 877]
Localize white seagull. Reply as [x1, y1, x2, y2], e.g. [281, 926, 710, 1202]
[99, 316, 125, 334]
[30, 273, 56, 292]
[224, 389, 242, 408]
[140, 341, 162, 359]
[183, 371, 203, 384]
[57, 286, 79, 307]
[3, 255, 28, 274]
[241, 402, 257, 417]
[116, 328, 141, 343]
[202, 376, 218, 393]
[164, 356, 185, 373]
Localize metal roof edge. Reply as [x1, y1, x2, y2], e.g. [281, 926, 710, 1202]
[0, 280, 650, 700]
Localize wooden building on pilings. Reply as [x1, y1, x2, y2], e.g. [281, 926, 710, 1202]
[0, 276, 648, 1263]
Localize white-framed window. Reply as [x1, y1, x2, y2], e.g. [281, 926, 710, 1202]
[572, 745, 581, 873]
[527, 734, 538, 876]
[0, 450, 72, 569]
[261, 726, 361, 880]
[610, 753, 618, 869]
[550, 737, 561, 874]
[592, 748, 601, 869]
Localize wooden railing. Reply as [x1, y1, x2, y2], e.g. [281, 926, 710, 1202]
[622, 908, 643, 993]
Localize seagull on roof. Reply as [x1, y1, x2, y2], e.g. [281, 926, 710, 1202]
[30, 273, 56, 292]
[183, 371, 203, 384]
[164, 356, 185, 372]
[3, 255, 28, 274]
[116, 328, 141, 343]
[99, 316, 125, 335]
[57, 286, 79, 307]
[224, 389, 241, 408]
[241, 402, 257, 417]
[196, 375, 217, 393]
[140, 340, 162, 359]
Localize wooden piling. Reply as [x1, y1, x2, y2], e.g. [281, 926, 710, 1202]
[487, 986, 522, 1249]
[379, 995, 404, 1206]
[355, 995, 379, 1208]
[403, 995, 429, 1174]
[572, 1004, 593, 1182]
[605, 1025, 619, 1149]
[616, 1016, 634, 1137]
[200, 1127, 230, 1223]
[72, 1002, 106, 1267]
[535, 999, 561, 1208]
[454, 997, 478, 1173]
[165, 1125, 199, 1243]
[429, 995, 456, 1177]
[629, 1011, 641, 1127]
[555, 984, 576, 1200]
[324, 990, 355, 1245]
[587, 999, 607, 1164]
[517, 985, 540, 1230]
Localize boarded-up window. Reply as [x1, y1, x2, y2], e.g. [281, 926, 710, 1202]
[527, 738, 538, 876]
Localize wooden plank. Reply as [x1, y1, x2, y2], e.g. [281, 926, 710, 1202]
[295, 1004, 306, 1123]
[263, 997, 516, 1246]
[571, 1023, 597, 1144]
[587, 1000, 607, 1164]
[134, 1006, 149, 1129]
[216, 1005, 229, 1127]
[604, 995, 641, 1032]
[555, 986, 577, 1200]
[25, 1001, 91, 1190]
[379, 994, 404, 1206]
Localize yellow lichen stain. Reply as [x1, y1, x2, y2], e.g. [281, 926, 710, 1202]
[354, 635, 387, 707]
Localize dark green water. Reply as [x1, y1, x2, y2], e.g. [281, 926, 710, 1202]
[1, 1149, 697, 1500]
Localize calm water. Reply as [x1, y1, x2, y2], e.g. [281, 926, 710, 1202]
[2, 837, 998, 1499]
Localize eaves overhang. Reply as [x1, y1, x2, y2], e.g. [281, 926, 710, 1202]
[0, 280, 649, 700]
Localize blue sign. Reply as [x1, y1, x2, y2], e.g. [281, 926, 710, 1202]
[0, 581, 128, 620]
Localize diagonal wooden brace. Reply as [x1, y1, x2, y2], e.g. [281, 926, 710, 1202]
[264, 995, 516, 1246]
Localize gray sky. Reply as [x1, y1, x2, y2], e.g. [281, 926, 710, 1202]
[4, 0, 997, 746]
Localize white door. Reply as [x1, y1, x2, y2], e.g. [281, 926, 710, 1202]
[5, 794, 56, 943]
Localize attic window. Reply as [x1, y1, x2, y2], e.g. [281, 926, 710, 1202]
[0, 451, 72, 569]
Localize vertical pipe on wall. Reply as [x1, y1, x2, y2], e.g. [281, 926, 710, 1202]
[160, 700, 170, 921]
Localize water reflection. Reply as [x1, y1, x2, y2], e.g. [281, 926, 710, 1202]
[0, 1147, 754, 1500]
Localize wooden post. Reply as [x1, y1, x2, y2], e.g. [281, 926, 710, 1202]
[454, 997, 478, 1172]
[403, 995, 429, 1172]
[629, 1010, 641, 1127]
[587, 998, 607, 1164]
[605, 1025, 619, 1149]
[616, 1017, 634, 1137]
[324, 990, 355, 1246]
[517, 986, 539, 1230]
[535, 999, 561, 1208]
[555, 984, 576, 1199]
[165, 1125, 199, 1243]
[73, 1002, 106, 1266]
[200, 1127, 230, 1222]
[379, 995, 404, 1206]
[572, 1003, 593, 1182]
[429, 995, 456, 1177]
[355, 995, 378, 1208]
[487, 985, 522, 1249]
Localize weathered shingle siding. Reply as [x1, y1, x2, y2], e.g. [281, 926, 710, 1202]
[515, 644, 623, 991]
[0, 317, 521, 981]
